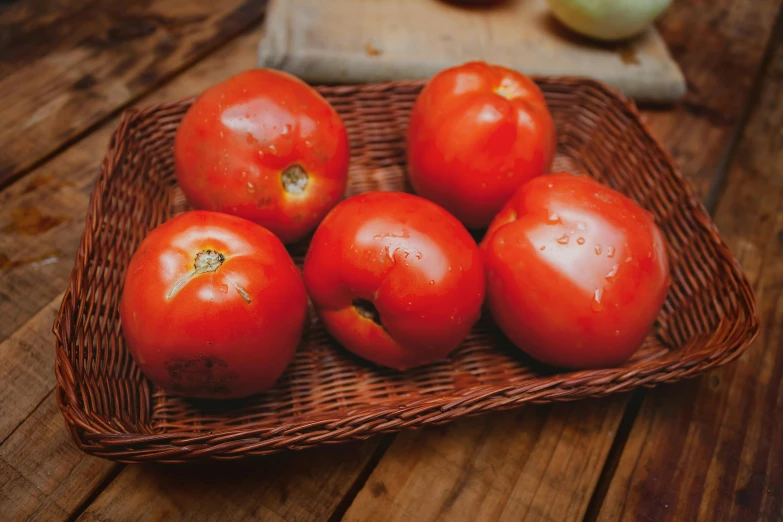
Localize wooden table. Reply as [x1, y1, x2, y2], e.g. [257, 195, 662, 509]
[1, 1, 781, 520]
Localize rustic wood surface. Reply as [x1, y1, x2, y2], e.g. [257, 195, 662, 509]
[596, 21, 783, 522]
[0, 0, 781, 521]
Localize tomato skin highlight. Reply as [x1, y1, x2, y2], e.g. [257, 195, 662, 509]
[303, 191, 486, 370]
[480, 174, 670, 369]
[119, 210, 308, 399]
[406, 61, 556, 230]
[174, 68, 350, 245]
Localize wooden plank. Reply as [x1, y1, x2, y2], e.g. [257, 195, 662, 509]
[76, 439, 387, 522]
[0, 296, 62, 443]
[342, 400, 626, 522]
[0, 0, 267, 189]
[642, 0, 782, 200]
[0, 393, 117, 522]
[338, 2, 783, 521]
[596, 29, 783, 522]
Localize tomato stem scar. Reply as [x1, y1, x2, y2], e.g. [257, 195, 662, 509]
[166, 249, 225, 300]
[194, 249, 225, 273]
[352, 298, 382, 326]
[281, 164, 308, 194]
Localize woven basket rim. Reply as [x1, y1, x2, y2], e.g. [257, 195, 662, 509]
[52, 76, 759, 463]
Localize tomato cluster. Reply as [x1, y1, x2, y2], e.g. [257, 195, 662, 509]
[120, 64, 670, 399]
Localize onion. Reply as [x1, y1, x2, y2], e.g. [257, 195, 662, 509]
[547, 0, 672, 42]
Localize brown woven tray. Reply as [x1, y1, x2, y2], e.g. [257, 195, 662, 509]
[53, 77, 758, 463]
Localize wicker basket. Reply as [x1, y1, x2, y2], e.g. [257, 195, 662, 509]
[53, 78, 758, 463]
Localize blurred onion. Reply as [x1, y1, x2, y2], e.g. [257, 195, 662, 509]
[547, 0, 672, 41]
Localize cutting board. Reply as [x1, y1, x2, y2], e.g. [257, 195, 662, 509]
[256, 0, 686, 103]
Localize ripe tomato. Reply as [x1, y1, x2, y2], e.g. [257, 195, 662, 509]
[119, 210, 308, 399]
[303, 191, 485, 370]
[480, 173, 670, 369]
[406, 61, 556, 229]
[174, 68, 350, 245]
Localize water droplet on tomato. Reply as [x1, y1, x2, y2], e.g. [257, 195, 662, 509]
[595, 245, 603, 255]
[576, 222, 587, 231]
[576, 237, 585, 245]
[548, 212, 560, 223]
[429, 280, 434, 286]
[247, 182, 255, 193]
[556, 234, 569, 245]
[607, 246, 616, 258]
[592, 288, 604, 311]
[540, 245, 546, 251]
[615, 330, 621, 336]
[448, 266, 453, 272]
[605, 264, 619, 280]
[219, 284, 228, 294]
[625, 256, 633, 263]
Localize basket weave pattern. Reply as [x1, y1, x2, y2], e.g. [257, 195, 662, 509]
[53, 78, 758, 462]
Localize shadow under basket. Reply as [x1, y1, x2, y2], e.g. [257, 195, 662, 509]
[53, 77, 759, 463]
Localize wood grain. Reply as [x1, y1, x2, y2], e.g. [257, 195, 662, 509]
[0, 296, 62, 443]
[597, 30, 783, 522]
[342, 399, 626, 522]
[0, 392, 117, 522]
[642, 0, 783, 200]
[77, 439, 388, 522]
[0, 0, 267, 189]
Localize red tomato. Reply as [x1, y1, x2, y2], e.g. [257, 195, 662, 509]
[119, 210, 308, 399]
[480, 174, 670, 369]
[174, 68, 350, 245]
[406, 61, 556, 229]
[303, 191, 485, 370]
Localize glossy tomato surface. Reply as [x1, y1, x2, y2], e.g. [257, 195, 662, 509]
[174, 68, 350, 244]
[406, 61, 556, 229]
[119, 211, 308, 399]
[480, 174, 670, 369]
[303, 192, 485, 370]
